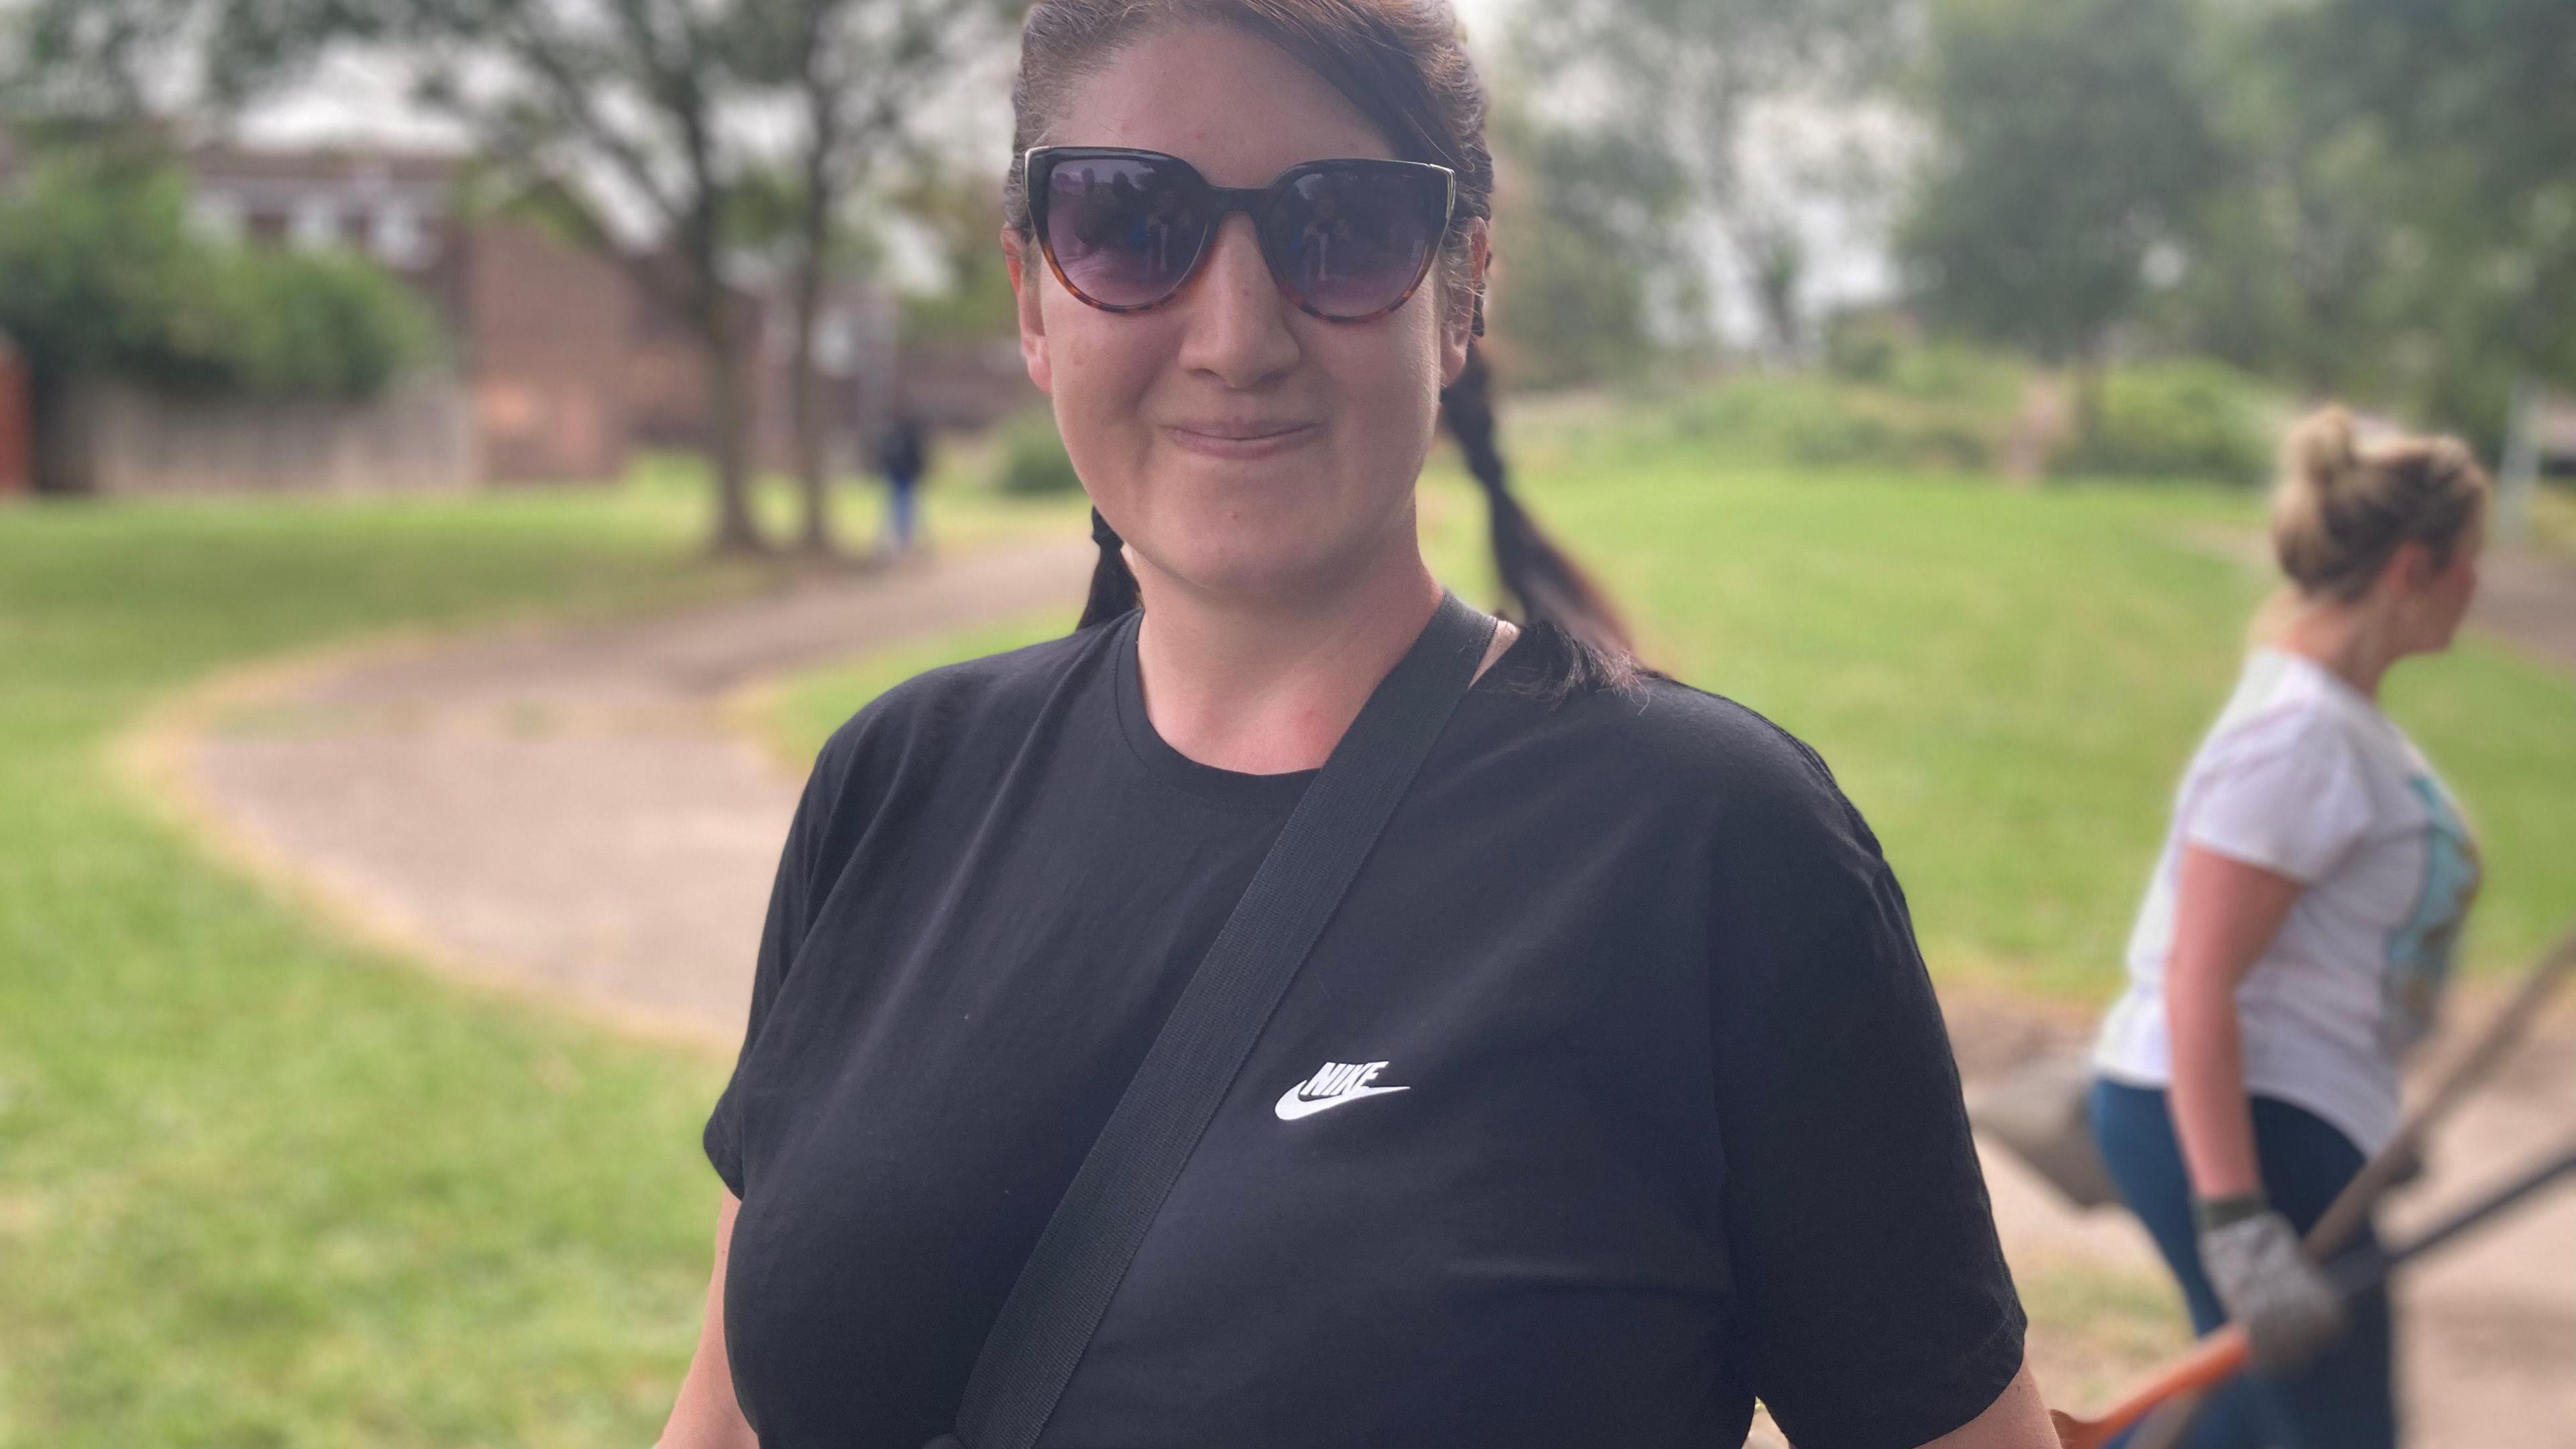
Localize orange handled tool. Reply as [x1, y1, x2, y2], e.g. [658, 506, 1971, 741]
[2048, 1326, 2248, 1449]
[2049, 1132, 2576, 1449]
[2127, 930, 2576, 1449]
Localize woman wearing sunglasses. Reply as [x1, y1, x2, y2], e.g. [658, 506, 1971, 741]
[658, 3, 2050, 1447]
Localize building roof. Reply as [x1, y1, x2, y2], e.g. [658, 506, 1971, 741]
[186, 144, 463, 189]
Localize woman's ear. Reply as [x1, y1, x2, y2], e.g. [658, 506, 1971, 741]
[2386, 539, 2438, 596]
[1438, 220, 1491, 389]
[1003, 227, 1054, 396]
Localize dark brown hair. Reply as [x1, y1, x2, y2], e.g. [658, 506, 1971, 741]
[1006, 0, 1644, 698]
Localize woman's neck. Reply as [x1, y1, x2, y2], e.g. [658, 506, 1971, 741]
[2272, 600, 2400, 701]
[1130, 547, 1447, 776]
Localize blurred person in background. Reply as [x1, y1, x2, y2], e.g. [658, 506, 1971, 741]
[2089, 407, 2491, 1448]
[877, 411, 932, 560]
[658, 1, 2054, 1446]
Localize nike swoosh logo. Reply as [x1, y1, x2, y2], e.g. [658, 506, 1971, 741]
[1273, 1083, 1410, 1120]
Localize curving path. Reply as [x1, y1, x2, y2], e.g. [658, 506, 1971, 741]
[148, 527, 2576, 1443]
[155, 537, 1094, 1046]
[2467, 544, 2576, 672]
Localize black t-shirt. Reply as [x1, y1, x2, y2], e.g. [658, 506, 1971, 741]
[705, 610, 2025, 1449]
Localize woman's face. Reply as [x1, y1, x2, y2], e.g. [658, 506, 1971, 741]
[1006, 23, 1481, 608]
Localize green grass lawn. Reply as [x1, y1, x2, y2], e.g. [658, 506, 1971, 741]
[3, 427, 2568, 1444]
[767, 451, 2576, 1000]
[0, 468, 1069, 1448]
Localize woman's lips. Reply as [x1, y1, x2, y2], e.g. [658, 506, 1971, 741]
[1163, 421, 1320, 460]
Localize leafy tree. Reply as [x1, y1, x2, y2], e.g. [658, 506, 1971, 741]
[390, 0, 786, 553]
[2272, 0, 2576, 441]
[1898, 0, 2220, 440]
[0, 146, 439, 486]
[0, 150, 238, 394]
[0, 0, 333, 122]
[5, 0, 1002, 553]
[3, 0, 789, 543]
[1483, 111, 1688, 389]
[1512, 0, 1902, 360]
[2117, 0, 2392, 398]
[735, 0, 1008, 555]
[225, 246, 443, 396]
[2132, 0, 2575, 444]
[890, 164, 1020, 348]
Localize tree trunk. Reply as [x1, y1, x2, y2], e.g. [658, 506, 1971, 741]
[704, 301, 765, 556]
[1749, 233, 1804, 363]
[790, 217, 834, 557]
[2071, 352, 2107, 461]
[790, 21, 845, 560]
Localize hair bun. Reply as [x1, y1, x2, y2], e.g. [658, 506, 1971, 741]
[2267, 402, 2491, 606]
[2285, 405, 2360, 496]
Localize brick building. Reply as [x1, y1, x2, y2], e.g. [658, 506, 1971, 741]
[187, 146, 633, 484]
[4, 138, 1018, 493]
[185, 146, 931, 483]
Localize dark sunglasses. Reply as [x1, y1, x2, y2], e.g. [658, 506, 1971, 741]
[1022, 146, 1458, 322]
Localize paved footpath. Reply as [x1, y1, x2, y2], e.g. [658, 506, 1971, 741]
[2469, 544, 2576, 672]
[157, 529, 2576, 1443]
[166, 537, 1093, 1045]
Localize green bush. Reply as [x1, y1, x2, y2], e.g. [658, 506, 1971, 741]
[1822, 317, 2027, 411]
[1880, 341, 2030, 411]
[2054, 357, 2277, 485]
[1661, 365, 2015, 474]
[1822, 310, 1908, 383]
[0, 148, 438, 400]
[221, 249, 443, 398]
[994, 409, 1083, 495]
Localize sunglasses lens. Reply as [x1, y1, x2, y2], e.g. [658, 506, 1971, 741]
[1266, 164, 1446, 319]
[1040, 154, 1210, 309]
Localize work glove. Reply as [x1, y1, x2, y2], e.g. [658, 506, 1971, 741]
[2196, 1203, 2346, 1373]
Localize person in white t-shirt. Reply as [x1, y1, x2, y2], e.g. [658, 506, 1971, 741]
[2089, 406, 2489, 1449]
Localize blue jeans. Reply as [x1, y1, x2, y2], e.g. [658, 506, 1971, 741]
[2088, 1079, 2396, 1449]
[885, 473, 918, 551]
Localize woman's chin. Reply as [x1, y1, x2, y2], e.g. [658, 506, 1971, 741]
[1141, 529, 1360, 608]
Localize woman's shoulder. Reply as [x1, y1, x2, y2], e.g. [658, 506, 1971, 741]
[1497, 676, 1909, 970]
[2196, 655, 2377, 782]
[1484, 669, 1864, 841]
[807, 624, 1108, 790]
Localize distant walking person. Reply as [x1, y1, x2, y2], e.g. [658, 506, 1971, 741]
[877, 413, 930, 560]
[2090, 407, 2491, 1448]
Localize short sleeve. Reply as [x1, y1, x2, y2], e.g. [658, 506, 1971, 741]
[2184, 709, 2371, 883]
[1707, 737, 2025, 1449]
[702, 742, 847, 1198]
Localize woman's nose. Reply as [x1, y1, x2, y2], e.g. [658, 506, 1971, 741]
[1177, 213, 1301, 389]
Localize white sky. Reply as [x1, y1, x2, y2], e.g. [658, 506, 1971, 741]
[238, 0, 1524, 152]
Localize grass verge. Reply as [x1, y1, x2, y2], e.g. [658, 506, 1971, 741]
[0, 472, 1065, 1446]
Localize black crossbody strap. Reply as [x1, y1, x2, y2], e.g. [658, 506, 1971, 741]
[947, 592, 1497, 1449]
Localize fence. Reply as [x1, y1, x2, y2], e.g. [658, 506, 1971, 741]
[44, 374, 477, 496]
